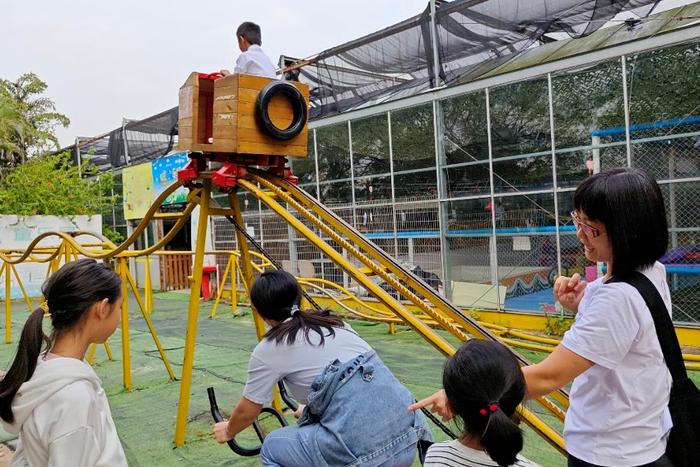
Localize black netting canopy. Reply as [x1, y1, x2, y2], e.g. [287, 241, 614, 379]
[62, 0, 666, 170]
[70, 107, 178, 171]
[294, 0, 660, 118]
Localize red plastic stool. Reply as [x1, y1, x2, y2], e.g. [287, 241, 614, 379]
[201, 266, 218, 301]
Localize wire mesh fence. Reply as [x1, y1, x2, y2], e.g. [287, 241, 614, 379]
[201, 39, 700, 323]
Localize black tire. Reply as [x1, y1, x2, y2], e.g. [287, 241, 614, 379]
[255, 81, 307, 141]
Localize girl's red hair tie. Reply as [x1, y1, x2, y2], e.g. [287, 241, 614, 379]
[480, 402, 499, 416]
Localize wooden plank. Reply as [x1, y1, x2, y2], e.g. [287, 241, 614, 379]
[236, 74, 274, 90]
[213, 84, 240, 100]
[179, 87, 194, 119]
[215, 74, 240, 89]
[237, 75, 309, 96]
[212, 99, 238, 114]
[237, 127, 307, 147]
[212, 126, 237, 139]
[191, 139, 238, 153]
[212, 112, 238, 127]
[236, 86, 309, 105]
[166, 257, 173, 291]
[176, 255, 184, 289]
[177, 139, 193, 151]
[235, 139, 308, 157]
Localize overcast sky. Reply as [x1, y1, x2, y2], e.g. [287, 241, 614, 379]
[2, 0, 689, 148]
[2, 0, 427, 147]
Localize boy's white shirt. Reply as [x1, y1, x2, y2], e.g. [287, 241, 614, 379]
[2, 356, 127, 467]
[234, 44, 277, 78]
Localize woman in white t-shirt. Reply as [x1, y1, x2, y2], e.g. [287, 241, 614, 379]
[413, 168, 675, 467]
[213, 270, 431, 466]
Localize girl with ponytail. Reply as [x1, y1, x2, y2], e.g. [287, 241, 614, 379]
[0, 259, 127, 466]
[423, 340, 539, 467]
[213, 269, 432, 466]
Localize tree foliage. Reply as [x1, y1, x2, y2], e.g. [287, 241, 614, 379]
[0, 73, 70, 167]
[0, 152, 115, 216]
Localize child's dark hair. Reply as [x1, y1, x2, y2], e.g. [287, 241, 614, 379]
[0, 259, 121, 423]
[443, 340, 525, 467]
[251, 270, 343, 346]
[574, 167, 667, 276]
[237, 21, 262, 46]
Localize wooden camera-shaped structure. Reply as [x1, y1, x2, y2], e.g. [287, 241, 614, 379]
[177, 73, 309, 158]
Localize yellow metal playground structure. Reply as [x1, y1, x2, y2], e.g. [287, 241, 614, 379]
[2, 165, 700, 457]
[1, 73, 699, 461]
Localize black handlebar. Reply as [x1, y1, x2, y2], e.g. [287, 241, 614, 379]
[208, 384, 295, 456]
[207, 387, 263, 456]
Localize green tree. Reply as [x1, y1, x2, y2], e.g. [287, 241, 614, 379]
[0, 73, 69, 167]
[0, 152, 115, 216]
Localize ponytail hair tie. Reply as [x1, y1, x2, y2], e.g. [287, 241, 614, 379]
[479, 402, 499, 416]
[290, 304, 300, 316]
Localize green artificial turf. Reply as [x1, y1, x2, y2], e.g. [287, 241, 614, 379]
[1, 293, 695, 466]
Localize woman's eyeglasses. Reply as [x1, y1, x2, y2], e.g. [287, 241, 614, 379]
[570, 211, 602, 238]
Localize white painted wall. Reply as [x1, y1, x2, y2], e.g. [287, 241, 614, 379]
[0, 215, 102, 299]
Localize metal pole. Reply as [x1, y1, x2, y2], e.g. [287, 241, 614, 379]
[485, 88, 501, 309]
[313, 128, 321, 201]
[591, 135, 601, 174]
[75, 137, 82, 177]
[621, 56, 632, 167]
[122, 118, 131, 165]
[429, 0, 442, 89]
[174, 179, 211, 446]
[3, 262, 10, 343]
[118, 257, 131, 390]
[144, 256, 154, 314]
[348, 120, 358, 228]
[547, 74, 563, 277]
[387, 111, 399, 257]
[434, 100, 451, 298]
[229, 191, 283, 412]
[124, 267, 176, 380]
[230, 192, 266, 340]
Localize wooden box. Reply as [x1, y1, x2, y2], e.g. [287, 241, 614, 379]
[178, 72, 309, 157]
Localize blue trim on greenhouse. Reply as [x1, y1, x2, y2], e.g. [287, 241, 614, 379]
[362, 225, 577, 239]
[591, 115, 700, 137]
[666, 265, 700, 275]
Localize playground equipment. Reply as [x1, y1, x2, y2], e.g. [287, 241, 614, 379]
[4, 70, 693, 459]
[158, 71, 570, 452]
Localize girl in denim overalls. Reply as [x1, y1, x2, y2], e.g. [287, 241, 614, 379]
[213, 270, 432, 466]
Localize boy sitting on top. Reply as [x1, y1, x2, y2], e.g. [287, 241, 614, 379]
[221, 21, 277, 79]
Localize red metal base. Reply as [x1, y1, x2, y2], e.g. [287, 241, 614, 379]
[176, 153, 299, 190]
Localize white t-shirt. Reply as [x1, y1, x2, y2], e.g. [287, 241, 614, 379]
[561, 261, 673, 466]
[234, 44, 277, 78]
[424, 439, 540, 467]
[243, 323, 372, 405]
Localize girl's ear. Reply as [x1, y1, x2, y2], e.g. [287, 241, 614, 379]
[95, 298, 111, 320]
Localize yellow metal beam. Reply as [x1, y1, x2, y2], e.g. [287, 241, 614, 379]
[124, 267, 176, 381]
[174, 180, 211, 447]
[238, 178, 456, 357]
[118, 258, 131, 390]
[3, 262, 10, 343]
[10, 263, 34, 312]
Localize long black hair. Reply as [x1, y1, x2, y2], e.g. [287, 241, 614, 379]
[443, 340, 526, 467]
[574, 167, 667, 275]
[0, 259, 121, 423]
[250, 270, 343, 346]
